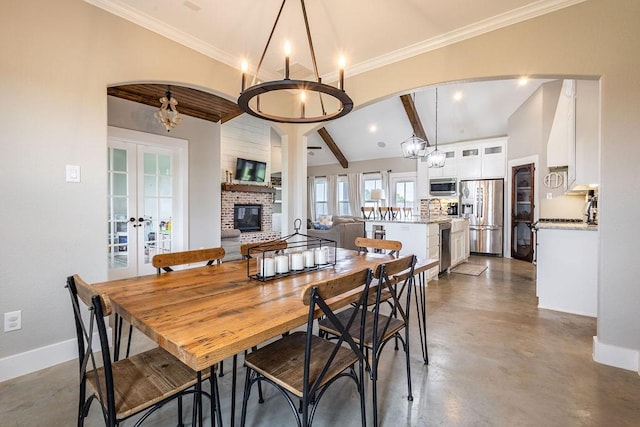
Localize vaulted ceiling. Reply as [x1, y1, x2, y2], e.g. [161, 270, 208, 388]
[94, 0, 580, 166]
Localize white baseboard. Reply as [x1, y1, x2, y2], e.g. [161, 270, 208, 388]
[593, 336, 640, 372]
[0, 329, 110, 383]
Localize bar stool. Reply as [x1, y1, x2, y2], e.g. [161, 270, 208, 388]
[361, 206, 375, 219]
[379, 206, 390, 220]
[390, 207, 400, 220]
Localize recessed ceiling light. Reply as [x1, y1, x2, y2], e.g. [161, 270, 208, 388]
[377, 141, 386, 148]
[519, 77, 529, 86]
[369, 124, 377, 133]
[453, 91, 463, 101]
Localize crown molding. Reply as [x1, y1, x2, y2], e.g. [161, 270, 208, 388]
[86, 0, 586, 83]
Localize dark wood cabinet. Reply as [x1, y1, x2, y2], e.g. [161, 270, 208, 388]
[511, 163, 535, 262]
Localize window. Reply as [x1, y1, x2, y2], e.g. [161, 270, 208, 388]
[314, 177, 328, 219]
[337, 176, 350, 216]
[390, 172, 417, 211]
[363, 174, 382, 207]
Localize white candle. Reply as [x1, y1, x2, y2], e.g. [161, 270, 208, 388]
[259, 257, 275, 277]
[275, 255, 289, 274]
[314, 247, 327, 265]
[303, 250, 315, 268]
[290, 252, 304, 270]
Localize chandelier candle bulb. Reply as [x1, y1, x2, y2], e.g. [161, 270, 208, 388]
[284, 42, 291, 79]
[275, 255, 289, 274]
[241, 60, 248, 91]
[339, 56, 346, 90]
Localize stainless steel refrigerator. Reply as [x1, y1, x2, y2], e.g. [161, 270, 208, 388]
[459, 179, 504, 256]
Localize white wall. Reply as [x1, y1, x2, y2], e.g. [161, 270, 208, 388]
[221, 115, 272, 184]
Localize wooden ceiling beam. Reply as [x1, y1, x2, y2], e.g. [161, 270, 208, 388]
[400, 94, 430, 146]
[107, 84, 241, 124]
[317, 127, 348, 169]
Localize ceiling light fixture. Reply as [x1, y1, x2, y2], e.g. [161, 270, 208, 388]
[155, 87, 183, 132]
[426, 88, 446, 168]
[401, 93, 429, 159]
[237, 0, 353, 124]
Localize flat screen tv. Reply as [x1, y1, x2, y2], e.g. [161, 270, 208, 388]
[234, 158, 267, 182]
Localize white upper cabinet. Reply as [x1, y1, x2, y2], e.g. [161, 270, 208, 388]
[450, 138, 506, 180]
[427, 149, 457, 178]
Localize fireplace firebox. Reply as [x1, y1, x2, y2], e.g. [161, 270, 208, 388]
[234, 204, 262, 232]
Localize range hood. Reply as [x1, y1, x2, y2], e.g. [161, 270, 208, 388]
[547, 79, 576, 169]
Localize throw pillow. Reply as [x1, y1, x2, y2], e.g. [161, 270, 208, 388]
[314, 224, 331, 230]
[318, 215, 333, 227]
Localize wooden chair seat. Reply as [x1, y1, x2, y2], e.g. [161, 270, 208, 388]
[88, 347, 208, 420]
[244, 331, 359, 398]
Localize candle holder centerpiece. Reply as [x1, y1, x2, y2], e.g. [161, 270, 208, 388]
[247, 218, 337, 281]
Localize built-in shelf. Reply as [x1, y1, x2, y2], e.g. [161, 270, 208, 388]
[222, 183, 275, 194]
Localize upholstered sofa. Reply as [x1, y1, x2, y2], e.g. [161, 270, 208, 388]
[306, 216, 365, 250]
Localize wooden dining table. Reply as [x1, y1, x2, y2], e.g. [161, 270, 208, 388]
[91, 247, 438, 424]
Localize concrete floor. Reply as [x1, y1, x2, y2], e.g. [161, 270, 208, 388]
[2, 256, 639, 426]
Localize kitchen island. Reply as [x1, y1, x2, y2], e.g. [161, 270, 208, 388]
[365, 217, 469, 280]
[535, 222, 598, 317]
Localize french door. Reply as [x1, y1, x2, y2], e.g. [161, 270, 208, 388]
[107, 128, 187, 280]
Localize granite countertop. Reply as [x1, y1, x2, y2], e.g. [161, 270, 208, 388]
[534, 222, 598, 231]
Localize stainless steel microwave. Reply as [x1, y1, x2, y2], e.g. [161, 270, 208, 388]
[429, 178, 457, 196]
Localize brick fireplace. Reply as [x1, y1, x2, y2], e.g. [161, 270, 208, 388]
[221, 184, 281, 243]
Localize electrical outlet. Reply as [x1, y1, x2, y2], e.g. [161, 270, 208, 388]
[4, 310, 22, 332]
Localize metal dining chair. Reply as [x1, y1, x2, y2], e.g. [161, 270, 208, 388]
[240, 268, 373, 427]
[66, 274, 222, 427]
[318, 255, 417, 427]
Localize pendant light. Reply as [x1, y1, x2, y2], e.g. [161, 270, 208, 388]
[401, 93, 428, 159]
[426, 87, 446, 168]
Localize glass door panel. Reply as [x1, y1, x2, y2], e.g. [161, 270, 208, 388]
[108, 136, 180, 279]
[511, 163, 535, 262]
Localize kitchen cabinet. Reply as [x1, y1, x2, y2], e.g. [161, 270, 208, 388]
[450, 218, 469, 267]
[536, 227, 598, 317]
[481, 142, 506, 178]
[424, 149, 457, 179]
[418, 138, 507, 200]
[511, 163, 535, 262]
[365, 221, 440, 280]
[458, 147, 482, 179]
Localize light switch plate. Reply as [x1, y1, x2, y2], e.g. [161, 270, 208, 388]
[66, 164, 81, 183]
[546, 192, 553, 200]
